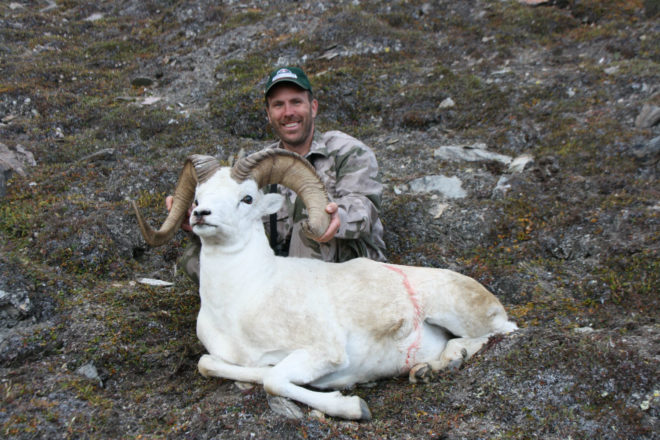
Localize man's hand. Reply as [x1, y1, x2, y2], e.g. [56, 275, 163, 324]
[315, 202, 340, 243]
[165, 195, 193, 232]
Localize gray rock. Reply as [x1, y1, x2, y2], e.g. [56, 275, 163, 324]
[0, 288, 32, 328]
[635, 103, 660, 128]
[84, 13, 105, 22]
[434, 143, 512, 165]
[409, 175, 467, 198]
[0, 143, 36, 197]
[433, 144, 534, 175]
[77, 148, 116, 163]
[493, 176, 512, 197]
[0, 166, 9, 198]
[40, 0, 57, 13]
[540, 232, 595, 260]
[438, 97, 455, 109]
[76, 362, 104, 387]
[267, 395, 304, 419]
[508, 154, 534, 173]
[573, 327, 595, 334]
[632, 136, 660, 159]
[532, 156, 560, 181]
[0, 143, 35, 176]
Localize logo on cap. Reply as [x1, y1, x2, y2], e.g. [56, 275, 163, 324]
[265, 66, 312, 96]
[271, 68, 298, 82]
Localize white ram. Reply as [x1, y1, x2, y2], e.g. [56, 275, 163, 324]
[132, 150, 517, 421]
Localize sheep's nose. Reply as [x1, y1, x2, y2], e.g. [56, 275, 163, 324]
[193, 209, 211, 218]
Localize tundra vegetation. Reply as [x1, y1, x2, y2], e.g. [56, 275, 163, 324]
[0, 0, 658, 439]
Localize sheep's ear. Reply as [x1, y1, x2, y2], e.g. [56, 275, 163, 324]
[259, 193, 283, 215]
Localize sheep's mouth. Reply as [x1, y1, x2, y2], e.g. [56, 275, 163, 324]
[191, 221, 217, 229]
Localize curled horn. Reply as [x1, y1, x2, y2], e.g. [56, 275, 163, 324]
[132, 155, 220, 246]
[231, 149, 331, 238]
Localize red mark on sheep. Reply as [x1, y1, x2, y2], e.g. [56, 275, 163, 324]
[384, 264, 422, 370]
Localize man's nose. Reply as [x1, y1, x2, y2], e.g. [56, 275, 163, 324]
[283, 102, 296, 115]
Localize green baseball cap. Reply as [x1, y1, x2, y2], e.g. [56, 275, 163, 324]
[265, 67, 312, 97]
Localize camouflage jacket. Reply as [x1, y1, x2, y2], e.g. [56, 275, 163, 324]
[264, 130, 387, 262]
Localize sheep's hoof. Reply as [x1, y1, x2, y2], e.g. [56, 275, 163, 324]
[409, 362, 433, 383]
[446, 348, 469, 371]
[267, 395, 304, 419]
[358, 397, 372, 421]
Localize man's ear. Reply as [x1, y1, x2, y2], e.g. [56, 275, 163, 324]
[259, 193, 283, 215]
[311, 98, 318, 118]
[265, 103, 273, 124]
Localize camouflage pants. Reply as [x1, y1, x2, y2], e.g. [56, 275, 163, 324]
[179, 237, 201, 285]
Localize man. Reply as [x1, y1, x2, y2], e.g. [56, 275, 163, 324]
[262, 66, 386, 262]
[168, 66, 386, 282]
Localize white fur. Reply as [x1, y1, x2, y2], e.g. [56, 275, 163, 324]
[190, 168, 517, 420]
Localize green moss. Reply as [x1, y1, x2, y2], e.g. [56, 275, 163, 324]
[0, 199, 40, 239]
[85, 38, 156, 64]
[485, 1, 578, 47]
[592, 251, 659, 306]
[209, 56, 271, 138]
[223, 8, 266, 29]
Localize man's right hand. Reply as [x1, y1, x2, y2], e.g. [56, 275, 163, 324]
[314, 202, 341, 243]
[165, 195, 193, 232]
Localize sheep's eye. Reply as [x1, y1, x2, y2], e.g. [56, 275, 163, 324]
[194, 199, 199, 207]
[241, 195, 253, 205]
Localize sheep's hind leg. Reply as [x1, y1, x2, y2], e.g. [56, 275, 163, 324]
[198, 354, 270, 384]
[263, 349, 372, 421]
[409, 362, 434, 383]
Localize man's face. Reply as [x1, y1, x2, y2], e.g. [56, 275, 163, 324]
[266, 84, 318, 153]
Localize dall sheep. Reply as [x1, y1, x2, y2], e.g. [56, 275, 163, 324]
[132, 149, 517, 421]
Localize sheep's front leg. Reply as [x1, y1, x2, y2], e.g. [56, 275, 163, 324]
[410, 336, 491, 383]
[434, 336, 489, 370]
[198, 354, 270, 383]
[263, 349, 372, 421]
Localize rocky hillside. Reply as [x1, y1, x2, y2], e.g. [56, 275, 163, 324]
[1, 1, 658, 438]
